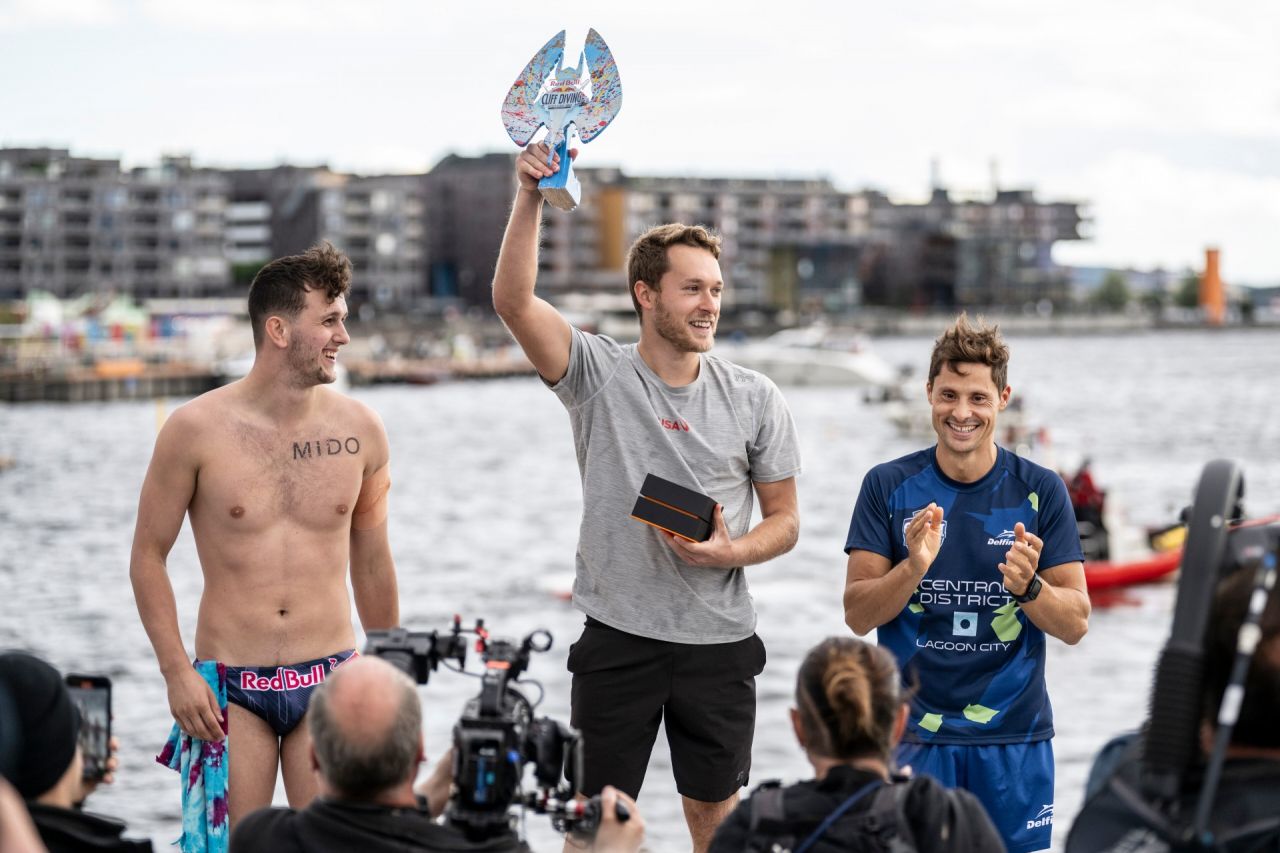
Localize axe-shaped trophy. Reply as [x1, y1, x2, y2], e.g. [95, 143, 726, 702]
[501, 28, 622, 211]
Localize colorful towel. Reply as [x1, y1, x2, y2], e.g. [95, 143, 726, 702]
[156, 660, 229, 853]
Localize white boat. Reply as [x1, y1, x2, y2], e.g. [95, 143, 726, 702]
[718, 326, 899, 388]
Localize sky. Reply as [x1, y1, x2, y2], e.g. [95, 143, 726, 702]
[2, 0, 1278, 283]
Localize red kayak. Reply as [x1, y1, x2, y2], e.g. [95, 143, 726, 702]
[1084, 549, 1181, 592]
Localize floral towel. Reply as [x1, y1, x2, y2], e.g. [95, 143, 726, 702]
[156, 660, 229, 853]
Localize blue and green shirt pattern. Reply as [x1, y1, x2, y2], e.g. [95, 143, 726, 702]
[845, 446, 1083, 745]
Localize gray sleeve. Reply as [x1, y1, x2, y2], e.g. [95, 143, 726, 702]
[548, 326, 624, 408]
[748, 377, 802, 483]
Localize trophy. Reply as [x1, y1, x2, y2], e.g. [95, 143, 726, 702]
[501, 28, 622, 211]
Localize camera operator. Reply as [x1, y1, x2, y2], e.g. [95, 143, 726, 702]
[0, 652, 152, 852]
[709, 637, 1004, 853]
[230, 655, 644, 853]
[1068, 556, 1280, 851]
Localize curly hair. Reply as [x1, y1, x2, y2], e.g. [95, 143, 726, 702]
[247, 242, 352, 347]
[928, 312, 1010, 391]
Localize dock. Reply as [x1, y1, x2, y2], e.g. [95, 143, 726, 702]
[0, 354, 537, 402]
[0, 362, 220, 403]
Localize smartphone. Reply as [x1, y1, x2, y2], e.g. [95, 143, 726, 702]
[64, 674, 111, 781]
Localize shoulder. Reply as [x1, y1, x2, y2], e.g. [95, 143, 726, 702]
[999, 448, 1066, 493]
[575, 327, 626, 357]
[229, 806, 299, 851]
[865, 449, 933, 489]
[328, 390, 385, 432]
[704, 353, 778, 392]
[162, 385, 237, 437]
[899, 776, 1003, 850]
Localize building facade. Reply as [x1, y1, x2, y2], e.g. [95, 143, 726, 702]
[0, 148, 229, 301]
[0, 146, 1089, 314]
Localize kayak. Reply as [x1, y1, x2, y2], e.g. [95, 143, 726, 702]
[1084, 550, 1181, 592]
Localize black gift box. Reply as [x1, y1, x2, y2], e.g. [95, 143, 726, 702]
[630, 474, 716, 542]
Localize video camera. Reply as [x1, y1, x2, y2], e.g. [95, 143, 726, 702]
[1067, 460, 1280, 851]
[364, 618, 627, 843]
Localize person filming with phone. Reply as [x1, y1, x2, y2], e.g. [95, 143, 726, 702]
[0, 651, 152, 852]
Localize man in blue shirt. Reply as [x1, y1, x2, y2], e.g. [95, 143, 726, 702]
[843, 314, 1090, 853]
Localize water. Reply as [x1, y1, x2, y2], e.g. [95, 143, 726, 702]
[1, 328, 1278, 851]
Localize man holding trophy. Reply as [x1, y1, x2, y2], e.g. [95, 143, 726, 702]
[493, 32, 802, 852]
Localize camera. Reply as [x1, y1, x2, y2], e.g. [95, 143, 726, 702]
[1067, 460, 1280, 851]
[365, 618, 626, 842]
[363, 623, 468, 685]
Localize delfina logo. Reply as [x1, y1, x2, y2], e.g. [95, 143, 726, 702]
[1025, 804, 1053, 830]
[988, 529, 1017, 547]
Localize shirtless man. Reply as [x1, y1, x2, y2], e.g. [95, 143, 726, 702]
[130, 242, 399, 824]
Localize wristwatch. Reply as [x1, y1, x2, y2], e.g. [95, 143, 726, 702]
[1012, 574, 1043, 603]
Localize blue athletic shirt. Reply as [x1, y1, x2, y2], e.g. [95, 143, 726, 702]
[845, 446, 1083, 745]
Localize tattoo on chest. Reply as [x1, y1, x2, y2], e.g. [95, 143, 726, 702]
[291, 436, 361, 461]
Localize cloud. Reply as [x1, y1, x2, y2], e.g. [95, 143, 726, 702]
[1050, 150, 1280, 283]
[0, 0, 117, 30]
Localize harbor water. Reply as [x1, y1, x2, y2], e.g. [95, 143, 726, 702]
[1, 328, 1278, 851]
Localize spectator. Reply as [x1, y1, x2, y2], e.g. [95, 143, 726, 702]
[710, 637, 1004, 852]
[0, 652, 151, 852]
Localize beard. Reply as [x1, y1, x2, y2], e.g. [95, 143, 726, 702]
[285, 336, 334, 388]
[653, 299, 714, 354]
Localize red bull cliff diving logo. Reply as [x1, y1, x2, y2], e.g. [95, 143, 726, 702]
[1026, 803, 1054, 830]
[240, 656, 351, 692]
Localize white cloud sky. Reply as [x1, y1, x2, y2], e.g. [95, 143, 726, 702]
[2, 0, 1277, 282]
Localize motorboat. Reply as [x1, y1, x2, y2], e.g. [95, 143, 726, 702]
[1084, 549, 1181, 592]
[717, 326, 898, 388]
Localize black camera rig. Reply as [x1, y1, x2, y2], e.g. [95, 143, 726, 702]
[364, 617, 626, 842]
[1067, 460, 1280, 851]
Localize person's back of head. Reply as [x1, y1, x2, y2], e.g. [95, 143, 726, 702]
[710, 638, 1004, 853]
[0, 652, 81, 802]
[1204, 566, 1280, 751]
[307, 656, 422, 801]
[793, 637, 903, 765]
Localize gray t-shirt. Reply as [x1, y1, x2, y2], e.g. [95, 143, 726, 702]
[550, 327, 802, 644]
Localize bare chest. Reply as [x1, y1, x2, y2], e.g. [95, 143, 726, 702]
[191, 422, 369, 534]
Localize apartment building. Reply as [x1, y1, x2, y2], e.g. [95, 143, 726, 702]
[0, 148, 230, 300]
[0, 146, 1088, 313]
[225, 166, 427, 306]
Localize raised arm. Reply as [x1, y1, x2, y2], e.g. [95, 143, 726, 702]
[491, 142, 575, 383]
[349, 413, 399, 632]
[664, 476, 800, 568]
[128, 410, 224, 741]
[843, 503, 943, 636]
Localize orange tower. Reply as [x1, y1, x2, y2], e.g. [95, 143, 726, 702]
[1200, 247, 1225, 326]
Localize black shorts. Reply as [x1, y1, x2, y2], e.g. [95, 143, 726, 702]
[567, 617, 766, 803]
